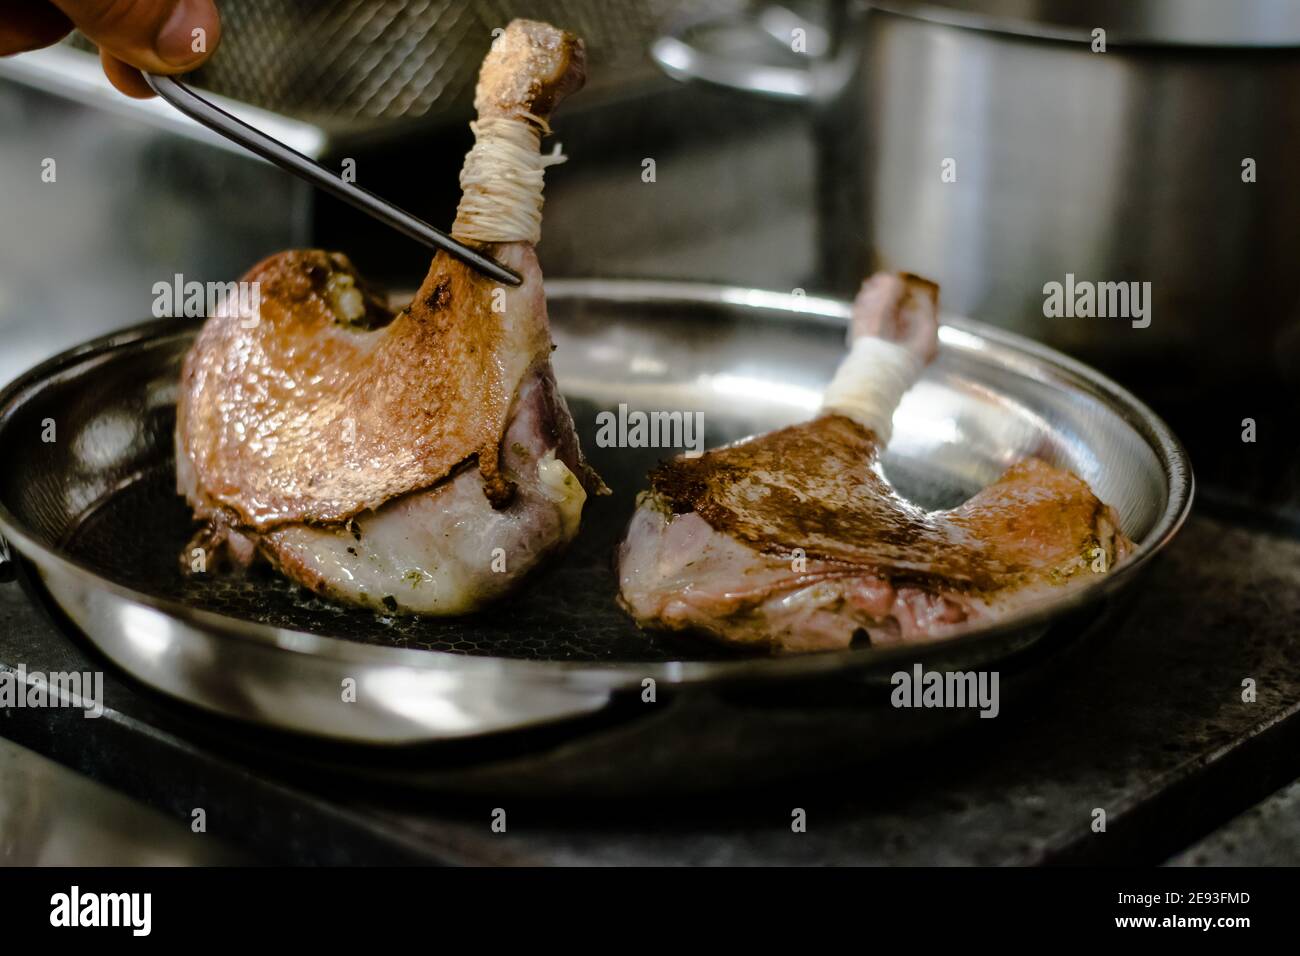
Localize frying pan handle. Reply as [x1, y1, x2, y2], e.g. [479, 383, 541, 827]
[0, 535, 14, 584]
[651, 5, 826, 101]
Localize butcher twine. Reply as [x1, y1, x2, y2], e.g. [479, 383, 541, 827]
[452, 112, 565, 246]
[820, 336, 922, 445]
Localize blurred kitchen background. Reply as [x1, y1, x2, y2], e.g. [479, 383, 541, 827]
[2, 0, 1299, 522]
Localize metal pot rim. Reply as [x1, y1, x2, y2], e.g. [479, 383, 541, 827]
[862, 0, 1300, 49]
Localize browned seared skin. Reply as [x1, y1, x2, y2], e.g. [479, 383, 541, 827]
[177, 20, 591, 534]
[652, 416, 965, 579]
[621, 270, 1134, 652]
[651, 414, 1128, 598]
[178, 248, 541, 529]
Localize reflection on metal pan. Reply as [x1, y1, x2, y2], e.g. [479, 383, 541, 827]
[0, 280, 1191, 749]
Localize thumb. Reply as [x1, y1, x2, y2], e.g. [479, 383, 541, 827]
[51, 0, 222, 74]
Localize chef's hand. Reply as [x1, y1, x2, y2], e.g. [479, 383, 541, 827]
[0, 0, 222, 98]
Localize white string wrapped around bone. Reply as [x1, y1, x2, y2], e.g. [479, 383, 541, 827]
[820, 337, 922, 445]
[452, 111, 565, 246]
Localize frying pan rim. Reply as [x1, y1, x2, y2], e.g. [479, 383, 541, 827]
[0, 279, 1194, 689]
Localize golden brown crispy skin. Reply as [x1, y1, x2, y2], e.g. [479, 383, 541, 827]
[178, 247, 549, 530]
[178, 20, 589, 534]
[946, 457, 1123, 582]
[650, 414, 1124, 595]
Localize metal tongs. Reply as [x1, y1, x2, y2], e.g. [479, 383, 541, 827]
[144, 73, 521, 286]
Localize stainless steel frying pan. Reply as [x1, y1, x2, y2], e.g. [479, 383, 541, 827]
[0, 280, 1191, 792]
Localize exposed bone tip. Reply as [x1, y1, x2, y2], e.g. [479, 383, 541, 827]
[474, 19, 586, 121]
[850, 270, 940, 363]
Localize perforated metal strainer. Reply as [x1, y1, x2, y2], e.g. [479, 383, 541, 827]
[69, 0, 743, 135]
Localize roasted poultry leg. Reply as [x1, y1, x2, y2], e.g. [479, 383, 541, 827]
[617, 272, 1134, 653]
[176, 20, 604, 614]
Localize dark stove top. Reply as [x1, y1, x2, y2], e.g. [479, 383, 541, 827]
[1141, 377, 1300, 532]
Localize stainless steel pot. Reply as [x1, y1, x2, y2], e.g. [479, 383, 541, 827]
[654, 0, 1300, 382]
